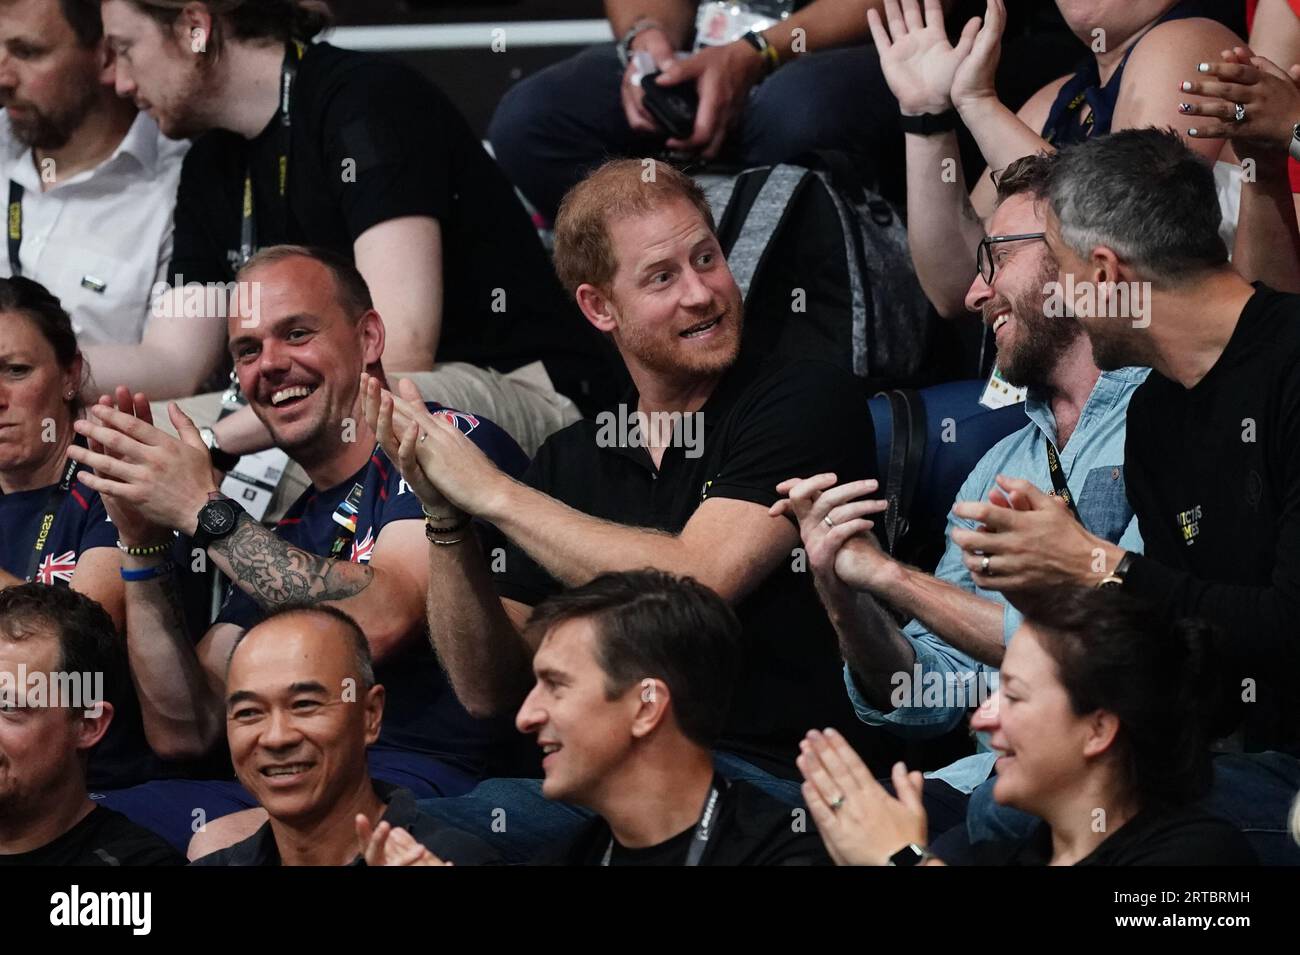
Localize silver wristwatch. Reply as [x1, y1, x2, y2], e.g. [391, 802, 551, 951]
[1289, 122, 1300, 164]
[617, 18, 664, 67]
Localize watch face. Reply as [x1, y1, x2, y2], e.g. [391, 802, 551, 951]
[199, 499, 238, 536]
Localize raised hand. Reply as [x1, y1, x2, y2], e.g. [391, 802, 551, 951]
[361, 372, 448, 514]
[868, 0, 982, 116]
[83, 388, 170, 548]
[797, 727, 929, 866]
[1182, 47, 1300, 158]
[361, 373, 509, 518]
[770, 473, 895, 594]
[70, 394, 217, 537]
[356, 815, 450, 867]
[949, 0, 1005, 112]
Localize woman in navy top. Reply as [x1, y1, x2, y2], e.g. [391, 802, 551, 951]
[0, 278, 121, 627]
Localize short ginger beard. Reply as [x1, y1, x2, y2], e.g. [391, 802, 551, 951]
[610, 297, 745, 386]
[996, 257, 1084, 392]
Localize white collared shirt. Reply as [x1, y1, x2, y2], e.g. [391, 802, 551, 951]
[0, 110, 189, 345]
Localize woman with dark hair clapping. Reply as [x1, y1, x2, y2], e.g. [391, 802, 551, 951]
[799, 588, 1258, 866]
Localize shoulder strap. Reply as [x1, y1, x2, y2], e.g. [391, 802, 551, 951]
[879, 389, 926, 555]
[722, 164, 815, 299]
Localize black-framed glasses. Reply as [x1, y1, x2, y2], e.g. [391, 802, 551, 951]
[977, 232, 1047, 285]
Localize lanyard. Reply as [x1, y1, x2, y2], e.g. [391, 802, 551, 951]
[1043, 436, 1082, 522]
[7, 179, 23, 277]
[328, 480, 366, 559]
[25, 456, 80, 583]
[601, 782, 723, 867]
[326, 447, 379, 560]
[240, 42, 303, 265]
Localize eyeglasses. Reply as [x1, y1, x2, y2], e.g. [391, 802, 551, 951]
[977, 232, 1047, 286]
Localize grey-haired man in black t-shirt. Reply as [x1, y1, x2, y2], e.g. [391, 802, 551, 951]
[950, 128, 1300, 864]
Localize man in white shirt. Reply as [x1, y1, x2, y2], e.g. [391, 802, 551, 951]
[0, 0, 192, 395]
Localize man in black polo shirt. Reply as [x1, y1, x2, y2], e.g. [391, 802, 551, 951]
[947, 129, 1300, 863]
[192, 605, 496, 866]
[0, 584, 181, 866]
[98, 0, 610, 463]
[364, 159, 886, 799]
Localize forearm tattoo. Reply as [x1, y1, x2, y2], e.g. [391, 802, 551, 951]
[212, 513, 374, 609]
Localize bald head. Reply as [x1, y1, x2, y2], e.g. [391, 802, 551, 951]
[228, 605, 374, 690]
[224, 607, 383, 825]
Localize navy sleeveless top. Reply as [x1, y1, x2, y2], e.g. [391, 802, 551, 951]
[1042, 0, 1244, 146]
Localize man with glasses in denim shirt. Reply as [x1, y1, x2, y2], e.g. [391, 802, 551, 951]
[775, 153, 1146, 839]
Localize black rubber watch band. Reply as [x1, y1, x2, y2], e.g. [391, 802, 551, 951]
[898, 109, 959, 135]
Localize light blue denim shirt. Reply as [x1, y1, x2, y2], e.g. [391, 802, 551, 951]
[844, 367, 1149, 793]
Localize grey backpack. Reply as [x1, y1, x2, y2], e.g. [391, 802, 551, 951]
[697, 156, 933, 382]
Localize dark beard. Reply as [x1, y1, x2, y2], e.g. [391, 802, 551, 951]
[4, 89, 97, 150]
[997, 262, 1084, 390]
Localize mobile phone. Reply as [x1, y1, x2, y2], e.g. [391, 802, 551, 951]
[640, 72, 699, 140]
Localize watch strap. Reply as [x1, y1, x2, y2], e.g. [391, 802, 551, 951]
[888, 843, 928, 867]
[898, 109, 959, 136]
[740, 30, 780, 76]
[199, 426, 241, 473]
[617, 18, 665, 67]
[1098, 551, 1135, 589]
[193, 496, 243, 550]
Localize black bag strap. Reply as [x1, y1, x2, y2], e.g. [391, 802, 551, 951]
[712, 164, 816, 300]
[879, 388, 927, 556]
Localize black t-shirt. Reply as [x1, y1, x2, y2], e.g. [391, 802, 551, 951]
[969, 805, 1258, 866]
[0, 806, 183, 866]
[492, 352, 892, 777]
[535, 778, 829, 866]
[1122, 284, 1300, 751]
[170, 41, 611, 405]
[191, 782, 498, 866]
[216, 404, 527, 774]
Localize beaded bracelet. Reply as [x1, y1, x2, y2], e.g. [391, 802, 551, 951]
[117, 540, 171, 557]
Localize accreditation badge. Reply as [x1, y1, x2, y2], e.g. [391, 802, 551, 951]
[693, 2, 791, 49]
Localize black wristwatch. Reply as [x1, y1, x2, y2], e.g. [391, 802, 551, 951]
[193, 494, 243, 550]
[888, 843, 929, 867]
[898, 109, 958, 135]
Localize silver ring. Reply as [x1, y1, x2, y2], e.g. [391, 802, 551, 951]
[829, 795, 846, 812]
[823, 515, 834, 528]
[980, 555, 991, 574]
[1234, 102, 1246, 123]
